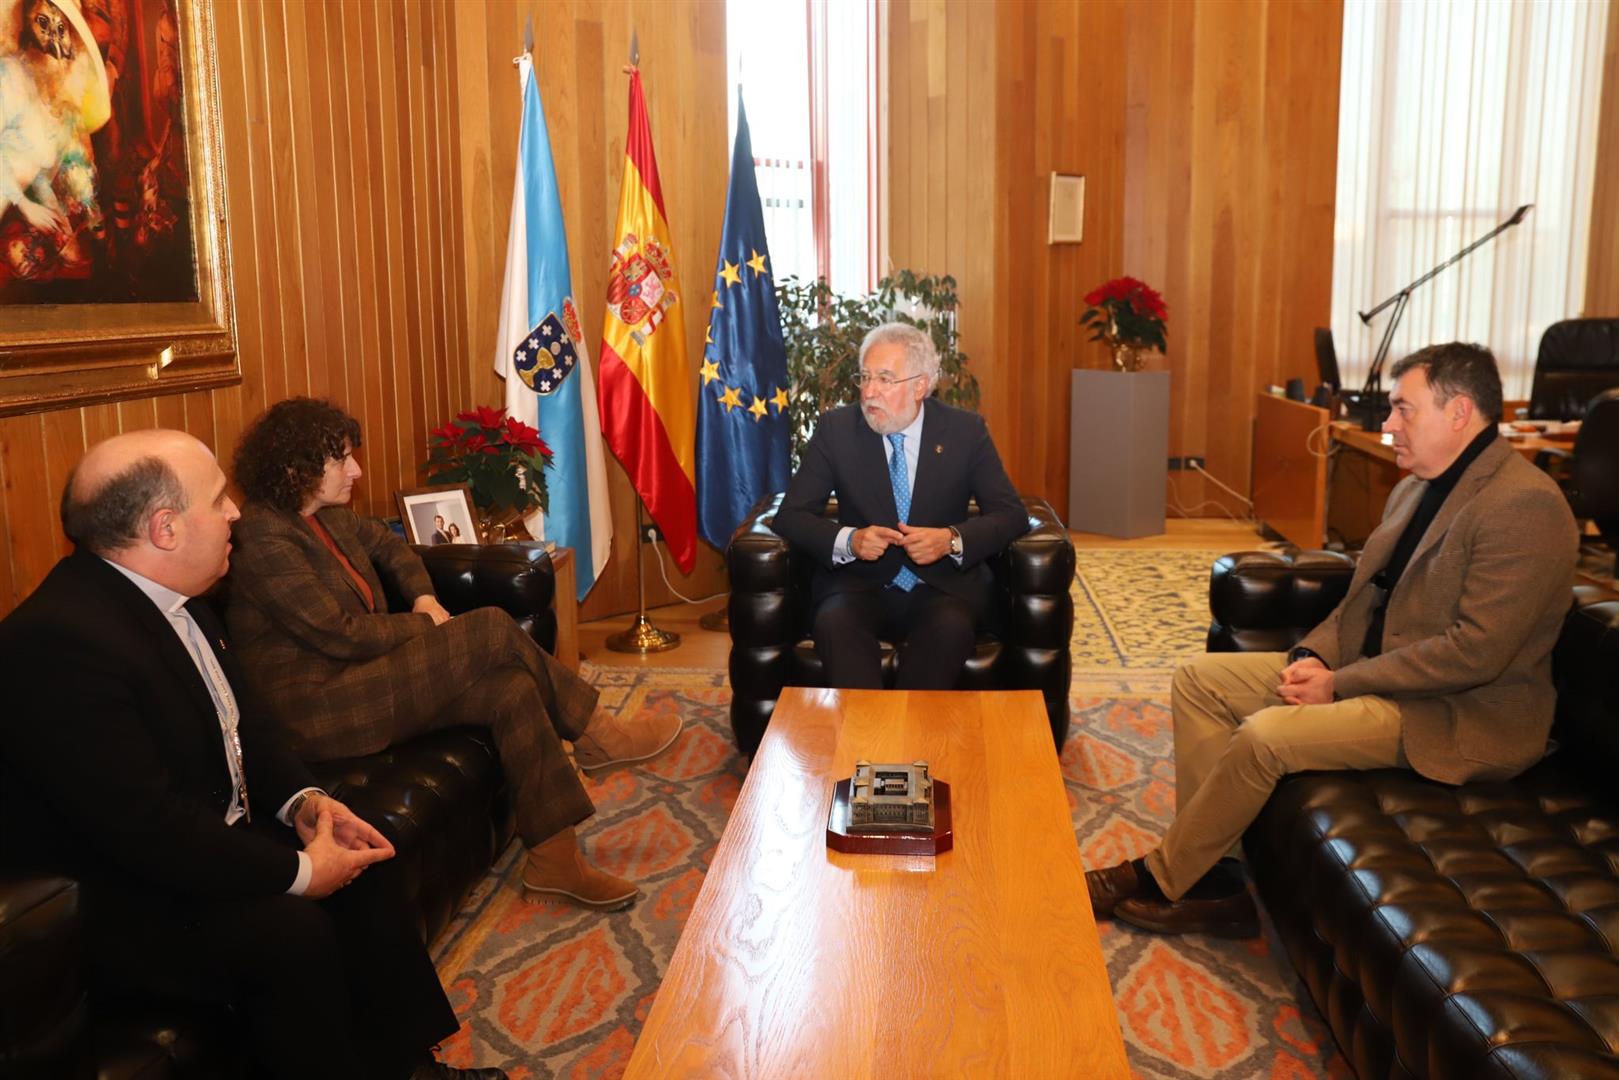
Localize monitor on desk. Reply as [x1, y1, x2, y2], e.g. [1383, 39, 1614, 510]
[1314, 327, 1341, 392]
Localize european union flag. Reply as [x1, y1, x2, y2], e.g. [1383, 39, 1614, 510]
[696, 93, 791, 551]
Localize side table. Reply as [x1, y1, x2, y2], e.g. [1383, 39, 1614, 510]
[548, 546, 579, 671]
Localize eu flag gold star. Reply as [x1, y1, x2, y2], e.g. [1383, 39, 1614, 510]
[701, 359, 720, 385]
[719, 385, 743, 412]
[748, 395, 768, 421]
[720, 260, 742, 287]
[705, 321, 714, 346]
[747, 249, 768, 276]
[710, 291, 723, 311]
[771, 386, 789, 413]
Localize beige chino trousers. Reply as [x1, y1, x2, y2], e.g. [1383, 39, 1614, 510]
[1144, 651, 1404, 900]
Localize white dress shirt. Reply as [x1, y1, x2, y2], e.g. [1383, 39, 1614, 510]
[104, 560, 316, 895]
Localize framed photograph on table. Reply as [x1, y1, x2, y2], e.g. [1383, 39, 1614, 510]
[396, 484, 481, 546]
[0, 0, 240, 417]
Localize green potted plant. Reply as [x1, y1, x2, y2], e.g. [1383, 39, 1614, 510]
[424, 406, 553, 537]
[776, 270, 979, 463]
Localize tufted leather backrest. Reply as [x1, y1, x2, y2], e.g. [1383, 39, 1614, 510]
[1570, 390, 1619, 558]
[409, 541, 558, 653]
[1528, 318, 1619, 421]
[1204, 549, 1358, 653]
[726, 493, 1074, 754]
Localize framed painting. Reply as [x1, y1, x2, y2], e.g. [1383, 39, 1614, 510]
[397, 485, 484, 547]
[0, 0, 238, 417]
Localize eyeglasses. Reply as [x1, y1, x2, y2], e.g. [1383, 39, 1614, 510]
[855, 370, 926, 389]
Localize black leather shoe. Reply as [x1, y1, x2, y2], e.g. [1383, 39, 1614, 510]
[409, 1061, 509, 1080]
[1085, 860, 1145, 918]
[1113, 889, 1261, 939]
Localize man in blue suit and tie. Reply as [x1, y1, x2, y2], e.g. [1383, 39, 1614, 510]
[772, 322, 1029, 689]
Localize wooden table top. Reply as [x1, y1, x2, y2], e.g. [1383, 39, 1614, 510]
[1330, 420, 1574, 465]
[623, 688, 1129, 1079]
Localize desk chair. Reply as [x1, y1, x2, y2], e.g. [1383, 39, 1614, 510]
[1528, 318, 1619, 420]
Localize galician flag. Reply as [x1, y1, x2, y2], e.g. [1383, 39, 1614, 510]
[494, 53, 612, 601]
[697, 92, 791, 549]
[598, 66, 698, 573]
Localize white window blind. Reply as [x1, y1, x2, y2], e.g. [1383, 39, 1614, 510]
[1330, 0, 1611, 399]
[725, 0, 884, 297]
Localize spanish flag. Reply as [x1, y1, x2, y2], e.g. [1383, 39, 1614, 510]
[598, 68, 697, 573]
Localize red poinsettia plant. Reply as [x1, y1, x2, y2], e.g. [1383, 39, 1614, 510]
[1080, 276, 1169, 370]
[424, 405, 553, 518]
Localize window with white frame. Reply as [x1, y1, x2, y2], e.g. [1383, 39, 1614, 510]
[1330, 0, 1610, 400]
[726, 0, 885, 298]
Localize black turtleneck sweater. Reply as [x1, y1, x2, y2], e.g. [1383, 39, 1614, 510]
[1361, 424, 1497, 658]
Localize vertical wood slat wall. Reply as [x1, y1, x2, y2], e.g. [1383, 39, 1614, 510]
[1587, 7, 1619, 317]
[888, 0, 1342, 521]
[0, 0, 731, 622]
[452, 0, 729, 624]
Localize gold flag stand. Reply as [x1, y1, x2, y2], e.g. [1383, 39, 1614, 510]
[607, 501, 681, 653]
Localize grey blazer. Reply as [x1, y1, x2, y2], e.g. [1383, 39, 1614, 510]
[1297, 437, 1578, 784]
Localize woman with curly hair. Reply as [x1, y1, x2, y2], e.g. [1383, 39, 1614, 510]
[226, 397, 681, 910]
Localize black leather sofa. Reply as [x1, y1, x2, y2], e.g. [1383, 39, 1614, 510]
[725, 493, 1075, 755]
[0, 541, 557, 1080]
[1209, 549, 1619, 1079]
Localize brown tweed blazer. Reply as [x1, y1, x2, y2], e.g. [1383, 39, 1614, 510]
[225, 503, 441, 756]
[1296, 436, 1578, 785]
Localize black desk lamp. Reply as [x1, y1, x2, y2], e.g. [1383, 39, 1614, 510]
[1351, 204, 1533, 429]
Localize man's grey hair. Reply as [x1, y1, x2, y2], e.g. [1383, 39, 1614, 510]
[59, 456, 189, 554]
[1389, 341, 1504, 424]
[860, 322, 940, 392]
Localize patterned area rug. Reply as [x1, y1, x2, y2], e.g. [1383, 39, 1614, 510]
[429, 549, 1347, 1078]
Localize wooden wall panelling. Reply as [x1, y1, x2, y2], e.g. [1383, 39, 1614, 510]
[1587, 6, 1619, 316]
[890, 0, 1341, 523]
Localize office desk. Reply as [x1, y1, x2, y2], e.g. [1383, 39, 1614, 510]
[1327, 423, 1572, 545]
[1252, 393, 1329, 547]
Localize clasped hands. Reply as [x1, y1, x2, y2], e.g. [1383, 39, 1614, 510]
[850, 523, 954, 565]
[1278, 656, 1335, 706]
[293, 793, 396, 899]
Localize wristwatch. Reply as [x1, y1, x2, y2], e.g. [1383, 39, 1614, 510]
[288, 788, 326, 820]
[948, 527, 963, 557]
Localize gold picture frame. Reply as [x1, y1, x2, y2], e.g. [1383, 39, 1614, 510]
[0, 0, 238, 417]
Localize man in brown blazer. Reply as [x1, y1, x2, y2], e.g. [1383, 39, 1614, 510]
[1086, 342, 1579, 937]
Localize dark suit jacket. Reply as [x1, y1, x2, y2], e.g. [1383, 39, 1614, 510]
[1296, 438, 1579, 784]
[0, 551, 312, 906]
[773, 398, 1029, 612]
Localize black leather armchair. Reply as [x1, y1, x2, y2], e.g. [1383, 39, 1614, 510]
[1210, 549, 1619, 1079]
[726, 493, 1075, 756]
[1528, 318, 1619, 421]
[0, 542, 556, 1080]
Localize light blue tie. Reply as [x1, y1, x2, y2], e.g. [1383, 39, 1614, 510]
[887, 433, 918, 591]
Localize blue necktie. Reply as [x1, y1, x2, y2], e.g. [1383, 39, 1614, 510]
[887, 433, 918, 591]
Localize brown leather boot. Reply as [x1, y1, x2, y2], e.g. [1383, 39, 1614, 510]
[521, 827, 639, 910]
[571, 707, 682, 773]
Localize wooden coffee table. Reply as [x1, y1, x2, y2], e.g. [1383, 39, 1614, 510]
[623, 687, 1129, 1078]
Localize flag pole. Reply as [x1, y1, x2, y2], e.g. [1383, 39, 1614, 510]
[606, 500, 681, 653]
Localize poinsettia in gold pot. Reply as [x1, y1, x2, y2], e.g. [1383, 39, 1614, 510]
[1079, 276, 1169, 372]
[424, 406, 552, 539]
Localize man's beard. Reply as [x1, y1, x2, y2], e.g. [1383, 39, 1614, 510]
[862, 401, 915, 436]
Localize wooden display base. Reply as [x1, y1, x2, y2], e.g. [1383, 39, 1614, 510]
[825, 779, 953, 856]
